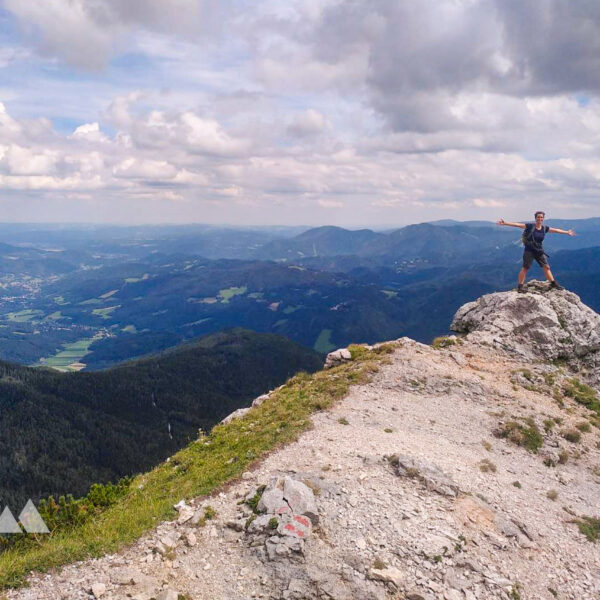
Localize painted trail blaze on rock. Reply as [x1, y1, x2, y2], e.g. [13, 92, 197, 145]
[284, 523, 305, 538]
[278, 513, 312, 539]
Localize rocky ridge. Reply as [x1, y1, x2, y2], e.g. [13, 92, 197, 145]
[451, 279, 600, 385]
[5, 281, 600, 600]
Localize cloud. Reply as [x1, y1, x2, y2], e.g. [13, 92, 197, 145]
[112, 158, 178, 180]
[287, 109, 328, 138]
[0, 145, 57, 176]
[318, 198, 344, 208]
[2, 1, 600, 224]
[71, 123, 109, 143]
[4, 0, 228, 70]
[472, 198, 507, 208]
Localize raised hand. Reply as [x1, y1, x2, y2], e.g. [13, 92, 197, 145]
[497, 219, 505, 226]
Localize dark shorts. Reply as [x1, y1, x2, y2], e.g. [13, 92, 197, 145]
[523, 249, 548, 269]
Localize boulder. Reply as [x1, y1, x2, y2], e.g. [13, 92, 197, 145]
[220, 407, 251, 425]
[324, 348, 352, 369]
[451, 281, 600, 362]
[283, 477, 319, 524]
[390, 454, 460, 497]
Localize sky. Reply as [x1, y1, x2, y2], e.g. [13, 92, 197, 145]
[0, 0, 599, 227]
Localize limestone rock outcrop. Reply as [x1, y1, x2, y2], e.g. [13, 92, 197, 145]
[451, 279, 600, 383]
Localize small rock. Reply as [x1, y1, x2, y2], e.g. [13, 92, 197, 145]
[391, 454, 459, 497]
[185, 532, 197, 547]
[221, 407, 251, 425]
[367, 566, 404, 588]
[257, 488, 290, 515]
[154, 590, 179, 600]
[252, 393, 270, 407]
[90, 582, 106, 598]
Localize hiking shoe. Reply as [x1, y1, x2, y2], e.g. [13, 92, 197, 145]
[517, 284, 526, 293]
[550, 281, 564, 291]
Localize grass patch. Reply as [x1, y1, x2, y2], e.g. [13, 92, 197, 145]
[479, 459, 497, 473]
[561, 429, 581, 444]
[575, 421, 591, 433]
[543, 419, 555, 433]
[36, 335, 100, 371]
[43, 311, 65, 321]
[432, 336, 457, 349]
[519, 369, 533, 382]
[218, 286, 247, 303]
[381, 290, 398, 299]
[91, 306, 120, 319]
[313, 329, 335, 353]
[0, 342, 399, 590]
[124, 274, 149, 283]
[6, 309, 43, 323]
[576, 516, 600, 542]
[563, 378, 600, 415]
[494, 418, 543, 453]
[99, 289, 118, 299]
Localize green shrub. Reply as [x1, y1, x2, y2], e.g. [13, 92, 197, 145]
[0, 478, 131, 553]
[563, 379, 600, 415]
[245, 485, 266, 513]
[561, 429, 581, 444]
[576, 516, 600, 542]
[495, 419, 543, 453]
[432, 336, 457, 349]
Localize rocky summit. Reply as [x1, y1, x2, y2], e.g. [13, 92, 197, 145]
[6, 282, 600, 600]
[451, 279, 600, 385]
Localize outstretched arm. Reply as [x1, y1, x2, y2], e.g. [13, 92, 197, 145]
[548, 227, 576, 236]
[496, 219, 526, 229]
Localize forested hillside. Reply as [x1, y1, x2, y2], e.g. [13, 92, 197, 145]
[0, 328, 323, 507]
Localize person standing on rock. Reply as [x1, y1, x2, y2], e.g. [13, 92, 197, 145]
[496, 211, 576, 293]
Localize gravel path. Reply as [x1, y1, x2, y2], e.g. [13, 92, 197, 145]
[7, 338, 600, 600]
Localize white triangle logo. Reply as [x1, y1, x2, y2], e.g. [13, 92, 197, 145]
[0, 506, 22, 534]
[19, 499, 50, 534]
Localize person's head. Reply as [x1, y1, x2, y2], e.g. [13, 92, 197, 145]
[534, 211, 545, 223]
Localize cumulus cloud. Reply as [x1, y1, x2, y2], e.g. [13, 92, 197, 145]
[71, 123, 109, 143]
[4, 0, 228, 70]
[287, 109, 328, 137]
[2, 1, 600, 224]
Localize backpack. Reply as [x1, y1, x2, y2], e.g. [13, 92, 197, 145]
[522, 223, 548, 252]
